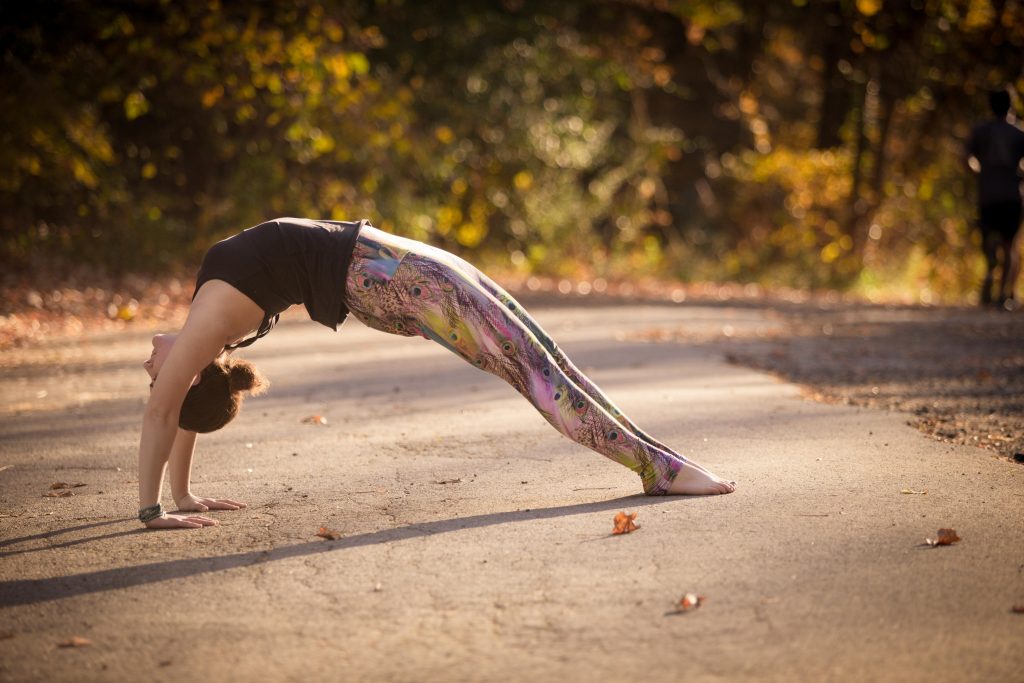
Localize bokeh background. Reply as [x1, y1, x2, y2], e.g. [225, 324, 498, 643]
[3, 0, 1022, 307]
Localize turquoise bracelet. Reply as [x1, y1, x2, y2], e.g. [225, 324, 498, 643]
[138, 503, 164, 523]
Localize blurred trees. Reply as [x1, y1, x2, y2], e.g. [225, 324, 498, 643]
[2, 0, 1022, 298]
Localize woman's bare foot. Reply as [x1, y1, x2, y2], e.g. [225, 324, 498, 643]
[667, 461, 736, 495]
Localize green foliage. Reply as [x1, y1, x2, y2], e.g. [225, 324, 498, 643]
[2, 0, 1022, 301]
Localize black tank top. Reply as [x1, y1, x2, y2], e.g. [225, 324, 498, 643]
[193, 217, 365, 349]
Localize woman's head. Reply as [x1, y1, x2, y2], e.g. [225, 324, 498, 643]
[144, 333, 268, 433]
[178, 358, 267, 432]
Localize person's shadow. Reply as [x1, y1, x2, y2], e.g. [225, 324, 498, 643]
[0, 493, 691, 608]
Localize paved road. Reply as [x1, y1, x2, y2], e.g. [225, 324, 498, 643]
[1, 303, 1021, 682]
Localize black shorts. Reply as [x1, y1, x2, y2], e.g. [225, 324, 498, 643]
[979, 200, 1022, 241]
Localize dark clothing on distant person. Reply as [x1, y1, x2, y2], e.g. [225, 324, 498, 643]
[978, 200, 1023, 241]
[967, 118, 1024, 207]
[967, 114, 1024, 308]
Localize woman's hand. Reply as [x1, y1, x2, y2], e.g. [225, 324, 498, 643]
[175, 493, 247, 512]
[145, 512, 220, 529]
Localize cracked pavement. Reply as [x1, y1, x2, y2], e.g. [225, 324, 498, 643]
[1, 302, 1022, 682]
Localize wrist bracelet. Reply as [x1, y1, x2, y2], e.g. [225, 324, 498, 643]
[138, 503, 164, 523]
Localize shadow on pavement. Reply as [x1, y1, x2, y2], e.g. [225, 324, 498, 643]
[0, 493, 691, 608]
[0, 519, 127, 550]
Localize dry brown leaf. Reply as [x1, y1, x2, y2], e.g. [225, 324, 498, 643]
[900, 488, 927, 495]
[316, 527, 342, 540]
[43, 490, 74, 498]
[611, 511, 639, 535]
[926, 528, 961, 546]
[57, 636, 92, 648]
[301, 415, 328, 425]
[677, 593, 706, 612]
[50, 482, 86, 490]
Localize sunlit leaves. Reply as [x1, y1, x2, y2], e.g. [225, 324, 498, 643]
[3, 0, 1022, 296]
[123, 91, 149, 120]
[856, 0, 883, 18]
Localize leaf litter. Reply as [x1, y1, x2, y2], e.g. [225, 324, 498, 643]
[677, 594, 705, 611]
[316, 527, 342, 540]
[57, 636, 92, 648]
[665, 593, 706, 616]
[925, 528, 961, 547]
[611, 511, 639, 535]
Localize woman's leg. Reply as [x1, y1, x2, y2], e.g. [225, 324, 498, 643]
[448, 256, 729, 482]
[345, 228, 733, 495]
[455, 261, 715, 467]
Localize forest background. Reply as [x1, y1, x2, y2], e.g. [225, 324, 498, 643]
[3, 0, 1023, 313]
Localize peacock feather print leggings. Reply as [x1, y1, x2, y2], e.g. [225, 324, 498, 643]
[343, 226, 686, 494]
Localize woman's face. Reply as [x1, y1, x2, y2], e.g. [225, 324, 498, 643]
[143, 333, 177, 386]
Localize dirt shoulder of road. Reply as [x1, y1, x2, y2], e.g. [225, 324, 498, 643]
[718, 304, 1024, 462]
[606, 296, 1023, 463]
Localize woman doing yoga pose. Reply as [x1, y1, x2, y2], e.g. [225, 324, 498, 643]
[138, 218, 735, 529]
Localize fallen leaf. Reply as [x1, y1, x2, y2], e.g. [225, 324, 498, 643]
[901, 488, 927, 495]
[57, 636, 92, 648]
[925, 528, 961, 547]
[301, 415, 328, 425]
[43, 490, 74, 498]
[50, 482, 86, 489]
[1011, 605, 1024, 614]
[435, 478, 462, 485]
[611, 511, 639, 535]
[677, 593, 705, 611]
[316, 527, 342, 540]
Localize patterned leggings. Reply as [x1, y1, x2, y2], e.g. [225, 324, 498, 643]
[343, 226, 685, 494]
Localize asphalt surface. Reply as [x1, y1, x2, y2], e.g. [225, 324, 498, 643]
[1, 302, 1022, 683]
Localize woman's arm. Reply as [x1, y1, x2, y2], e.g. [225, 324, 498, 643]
[168, 428, 198, 501]
[137, 325, 227, 528]
[138, 283, 262, 529]
[169, 428, 247, 513]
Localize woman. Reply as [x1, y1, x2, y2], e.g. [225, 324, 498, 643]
[138, 218, 735, 529]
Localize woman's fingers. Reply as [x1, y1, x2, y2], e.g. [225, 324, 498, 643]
[183, 515, 218, 526]
[203, 498, 246, 510]
[146, 513, 219, 530]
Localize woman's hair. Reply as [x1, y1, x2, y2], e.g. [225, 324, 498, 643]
[178, 358, 268, 433]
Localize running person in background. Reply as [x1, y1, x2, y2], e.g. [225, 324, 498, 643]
[967, 89, 1024, 310]
[138, 218, 735, 530]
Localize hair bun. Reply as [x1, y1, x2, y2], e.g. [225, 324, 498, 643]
[227, 360, 268, 396]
